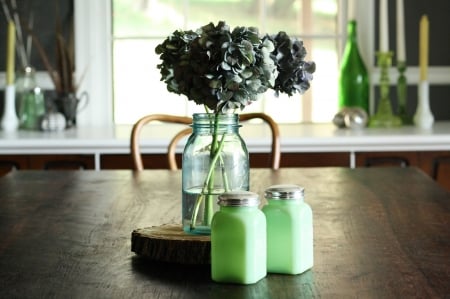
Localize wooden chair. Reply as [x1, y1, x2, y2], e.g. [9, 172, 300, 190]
[167, 112, 281, 170]
[131, 113, 281, 171]
[432, 156, 450, 180]
[130, 114, 193, 171]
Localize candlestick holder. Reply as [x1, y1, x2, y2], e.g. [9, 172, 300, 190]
[413, 81, 434, 129]
[1, 85, 19, 132]
[397, 61, 412, 124]
[369, 52, 402, 128]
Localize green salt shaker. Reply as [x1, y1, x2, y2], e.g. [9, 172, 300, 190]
[211, 191, 266, 284]
[263, 184, 313, 275]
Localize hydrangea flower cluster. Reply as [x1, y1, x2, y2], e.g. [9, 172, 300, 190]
[156, 21, 315, 113]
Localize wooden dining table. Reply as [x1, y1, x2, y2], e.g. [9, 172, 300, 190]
[0, 167, 449, 298]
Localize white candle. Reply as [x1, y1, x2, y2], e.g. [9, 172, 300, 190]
[379, 0, 389, 52]
[419, 15, 429, 81]
[396, 0, 406, 61]
[348, 0, 356, 21]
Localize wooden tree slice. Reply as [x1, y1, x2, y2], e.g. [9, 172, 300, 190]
[131, 224, 211, 265]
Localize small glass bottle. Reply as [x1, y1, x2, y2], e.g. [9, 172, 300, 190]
[182, 113, 249, 235]
[211, 191, 266, 284]
[16, 66, 46, 130]
[262, 184, 313, 275]
[338, 20, 369, 114]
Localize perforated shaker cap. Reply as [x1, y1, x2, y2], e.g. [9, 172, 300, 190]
[264, 184, 304, 200]
[218, 191, 260, 207]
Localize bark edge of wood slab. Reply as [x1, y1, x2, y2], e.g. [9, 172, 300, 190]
[131, 224, 211, 265]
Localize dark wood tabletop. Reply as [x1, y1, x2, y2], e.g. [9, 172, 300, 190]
[0, 167, 449, 298]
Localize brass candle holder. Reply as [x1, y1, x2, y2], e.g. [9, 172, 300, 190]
[369, 51, 402, 127]
[397, 60, 412, 124]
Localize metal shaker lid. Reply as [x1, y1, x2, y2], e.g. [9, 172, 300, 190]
[218, 191, 260, 207]
[264, 184, 304, 200]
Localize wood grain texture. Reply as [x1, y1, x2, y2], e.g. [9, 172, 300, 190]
[0, 168, 449, 298]
[131, 225, 210, 264]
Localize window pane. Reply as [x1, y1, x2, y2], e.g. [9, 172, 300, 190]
[310, 38, 339, 122]
[113, 0, 184, 37]
[112, 0, 340, 124]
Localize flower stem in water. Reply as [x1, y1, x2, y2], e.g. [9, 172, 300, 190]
[190, 114, 229, 230]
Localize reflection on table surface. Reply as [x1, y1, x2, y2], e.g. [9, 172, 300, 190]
[0, 167, 449, 298]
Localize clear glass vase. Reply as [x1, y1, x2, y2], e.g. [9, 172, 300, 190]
[182, 113, 249, 235]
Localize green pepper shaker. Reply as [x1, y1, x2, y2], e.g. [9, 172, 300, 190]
[211, 191, 266, 284]
[263, 184, 313, 274]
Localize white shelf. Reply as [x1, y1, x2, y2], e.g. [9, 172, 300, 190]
[1, 121, 450, 170]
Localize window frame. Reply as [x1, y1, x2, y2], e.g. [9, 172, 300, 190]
[5, 1, 449, 125]
[73, 0, 376, 126]
[73, 0, 113, 126]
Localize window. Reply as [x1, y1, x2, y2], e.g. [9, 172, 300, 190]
[73, 0, 377, 127]
[111, 0, 342, 124]
[19, 0, 449, 126]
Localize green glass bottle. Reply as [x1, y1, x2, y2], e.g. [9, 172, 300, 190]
[16, 66, 46, 130]
[338, 20, 369, 114]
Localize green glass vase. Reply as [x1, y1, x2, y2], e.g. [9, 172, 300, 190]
[16, 66, 46, 130]
[338, 20, 369, 114]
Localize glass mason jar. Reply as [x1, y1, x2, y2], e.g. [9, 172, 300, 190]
[211, 191, 266, 284]
[16, 66, 46, 130]
[262, 184, 314, 275]
[182, 113, 249, 235]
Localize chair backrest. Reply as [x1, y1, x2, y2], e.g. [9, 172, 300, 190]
[131, 113, 281, 171]
[130, 114, 192, 171]
[167, 112, 280, 170]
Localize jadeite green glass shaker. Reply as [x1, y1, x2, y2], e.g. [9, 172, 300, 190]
[338, 20, 369, 114]
[211, 191, 266, 284]
[262, 184, 313, 274]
